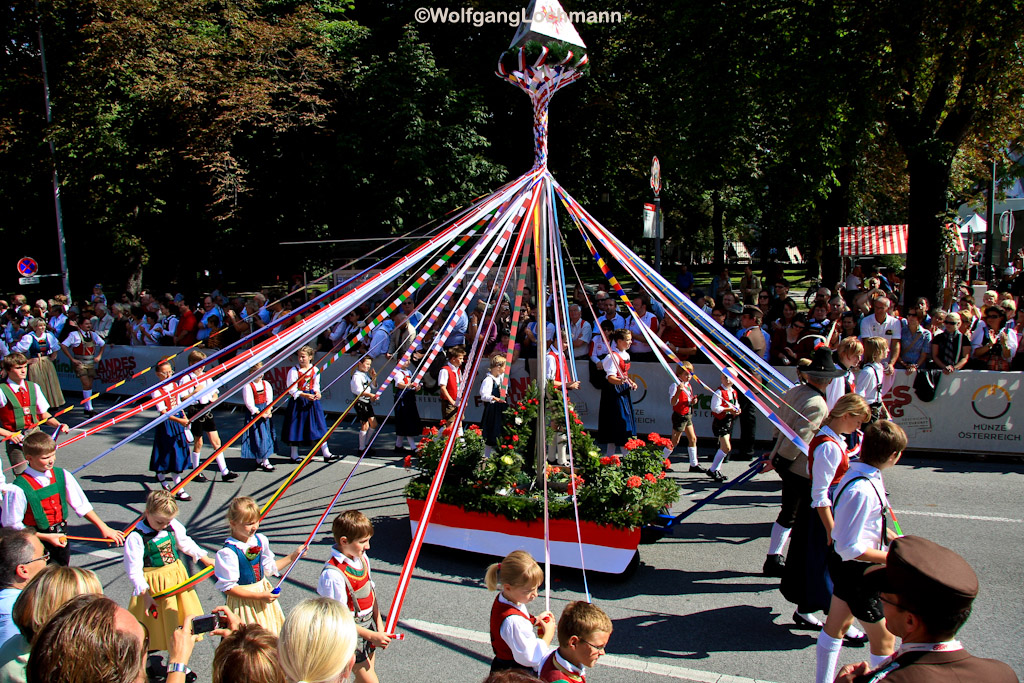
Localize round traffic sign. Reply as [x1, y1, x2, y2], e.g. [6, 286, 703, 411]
[650, 156, 661, 196]
[16, 257, 38, 277]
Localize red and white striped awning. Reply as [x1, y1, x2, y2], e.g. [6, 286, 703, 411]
[839, 224, 965, 256]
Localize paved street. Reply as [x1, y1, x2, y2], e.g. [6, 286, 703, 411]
[54, 400, 1023, 683]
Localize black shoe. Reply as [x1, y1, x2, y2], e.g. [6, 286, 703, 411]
[221, 471, 239, 482]
[393, 446, 405, 453]
[194, 472, 209, 483]
[792, 611, 822, 629]
[707, 469, 726, 483]
[257, 462, 276, 472]
[364, 448, 376, 457]
[763, 554, 786, 577]
[324, 453, 341, 463]
[83, 409, 97, 418]
[688, 465, 707, 474]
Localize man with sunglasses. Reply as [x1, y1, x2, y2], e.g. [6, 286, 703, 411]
[0, 528, 47, 644]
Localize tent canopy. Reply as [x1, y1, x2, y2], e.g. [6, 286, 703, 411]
[839, 224, 965, 256]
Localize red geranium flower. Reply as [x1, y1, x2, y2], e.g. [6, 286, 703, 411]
[440, 419, 447, 425]
[623, 438, 646, 451]
[403, 454, 412, 469]
[644, 473, 657, 482]
[657, 471, 666, 479]
[511, 435, 519, 442]
[612, 455, 622, 466]
[599, 456, 612, 466]
[422, 427, 431, 436]
[663, 458, 672, 469]
[626, 475, 643, 488]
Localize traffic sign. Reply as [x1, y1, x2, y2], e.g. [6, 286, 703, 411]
[650, 156, 661, 196]
[16, 257, 38, 277]
[18, 276, 40, 286]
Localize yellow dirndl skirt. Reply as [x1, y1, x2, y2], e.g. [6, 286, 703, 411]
[225, 577, 285, 635]
[128, 560, 204, 652]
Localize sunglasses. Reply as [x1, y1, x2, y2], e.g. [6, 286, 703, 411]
[580, 638, 607, 653]
[944, 320, 958, 325]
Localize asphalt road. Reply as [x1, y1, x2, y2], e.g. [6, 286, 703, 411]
[48, 400, 1024, 683]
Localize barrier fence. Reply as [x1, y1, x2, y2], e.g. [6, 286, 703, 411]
[55, 346, 1021, 456]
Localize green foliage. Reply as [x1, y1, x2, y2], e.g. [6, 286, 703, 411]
[404, 381, 678, 529]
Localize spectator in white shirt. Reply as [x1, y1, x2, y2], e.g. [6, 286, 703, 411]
[858, 297, 900, 374]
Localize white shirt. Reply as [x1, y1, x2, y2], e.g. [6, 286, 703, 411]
[2, 466, 92, 529]
[602, 350, 629, 378]
[569, 319, 592, 358]
[495, 593, 554, 669]
[350, 370, 374, 402]
[14, 333, 59, 357]
[598, 313, 626, 330]
[214, 533, 279, 591]
[123, 518, 207, 596]
[95, 314, 114, 338]
[855, 362, 884, 405]
[626, 312, 659, 353]
[809, 426, 846, 508]
[825, 368, 856, 410]
[479, 374, 502, 403]
[316, 548, 375, 617]
[970, 324, 1018, 357]
[845, 274, 862, 292]
[162, 315, 179, 337]
[242, 380, 273, 416]
[286, 366, 321, 398]
[551, 650, 586, 678]
[589, 336, 610, 365]
[710, 386, 736, 417]
[0, 380, 50, 414]
[329, 320, 357, 345]
[180, 373, 218, 405]
[437, 366, 460, 397]
[859, 314, 900, 347]
[831, 462, 890, 562]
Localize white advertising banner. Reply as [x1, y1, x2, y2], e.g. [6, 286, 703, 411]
[56, 346, 1020, 455]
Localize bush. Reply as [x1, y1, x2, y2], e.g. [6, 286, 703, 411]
[404, 382, 678, 528]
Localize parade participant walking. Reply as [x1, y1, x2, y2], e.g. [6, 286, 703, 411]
[438, 346, 466, 436]
[240, 362, 276, 472]
[392, 358, 422, 453]
[485, 550, 555, 674]
[15, 319, 64, 410]
[782, 394, 871, 633]
[834, 536, 1018, 683]
[0, 353, 68, 475]
[815, 421, 906, 683]
[316, 511, 389, 683]
[282, 346, 336, 463]
[214, 496, 304, 635]
[761, 348, 844, 581]
[666, 362, 702, 473]
[538, 601, 613, 683]
[480, 355, 507, 459]
[124, 490, 213, 657]
[707, 371, 741, 483]
[149, 361, 194, 501]
[179, 350, 238, 481]
[597, 330, 637, 457]
[856, 338, 888, 424]
[350, 357, 378, 456]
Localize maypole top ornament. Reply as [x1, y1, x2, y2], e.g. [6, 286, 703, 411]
[496, 0, 589, 170]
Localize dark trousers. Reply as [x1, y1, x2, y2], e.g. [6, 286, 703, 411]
[736, 393, 757, 455]
[775, 464, 810, 529]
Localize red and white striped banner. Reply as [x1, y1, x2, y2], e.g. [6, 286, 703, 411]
[838, 224, 908, 256]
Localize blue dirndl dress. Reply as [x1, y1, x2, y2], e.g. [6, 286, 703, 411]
[283, 367, 327, 444]
[596, 352, 636, 447]
[150, 390, 190, 474]
[240, 382, 276, 461]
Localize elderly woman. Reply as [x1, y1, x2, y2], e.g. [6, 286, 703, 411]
[971, 306, 1017, 371]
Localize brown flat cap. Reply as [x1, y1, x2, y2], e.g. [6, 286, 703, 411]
[865, 536, 978, 614]
[741, 305, 763, 320]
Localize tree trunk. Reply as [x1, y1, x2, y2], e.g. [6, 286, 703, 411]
[818, 162, 854, 293]
[904, 151, 951, 307]
[711, 188, 725, 268]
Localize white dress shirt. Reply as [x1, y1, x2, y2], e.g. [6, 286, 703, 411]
[479, 374, 502, 403]
[123, 518, 207, 595]
[855, 362, 884, 405]
[809, 426, 845, 508]
[859, 314, 900, 346]
[316, 547, 374, 617]
[495, 593, 554, 669]
[0, 380, 49, 414]
[831, 461, 890, 562]
[214, 533, 279, 591]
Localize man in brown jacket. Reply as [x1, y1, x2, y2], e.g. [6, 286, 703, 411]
[836, 536, 1017, 683]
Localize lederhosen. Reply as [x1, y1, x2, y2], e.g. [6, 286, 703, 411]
[827, 476, 889, 624]
[489, 596, 538, 674]
[14, 469, 71, 565]
[325, 555, 377, 662]
[182, 373, 216, 432]
[671, 381, 694, 432]
[353, 371, 375, 423]
[711, 387, 736, 437]
[865, 365, 883, 424]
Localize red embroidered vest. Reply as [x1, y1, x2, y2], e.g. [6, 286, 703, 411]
[444, 364, 459, 402]
[325, 555, 375, 614]
[15, 469, 68, 529]
[712, 387, 735, 420]
[153, 386, 177, 413]
[490, 596, 534, 661]
[0, 383, 43, 432]
[672, 382, 693, 416]
[547, 352, 567, 383]
[807, 432, 849, 486]
[251, 382, 267, 405]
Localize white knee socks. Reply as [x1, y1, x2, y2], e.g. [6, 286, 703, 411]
[320, 442, 332, 458]
[290, 446, 300, 461]
[190, 452, 200, 469]
[687, 446, 698, 467]
[662, 445, 673, 458]
[710, 449, 727, 472]
[83, 391, 93, 410]
[769, 522, 792, 556]
[815, 631, 843, 683]
[173, 474, 182, 486]
[359, 430, 367, 450]
[869, 653, 889, 669]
